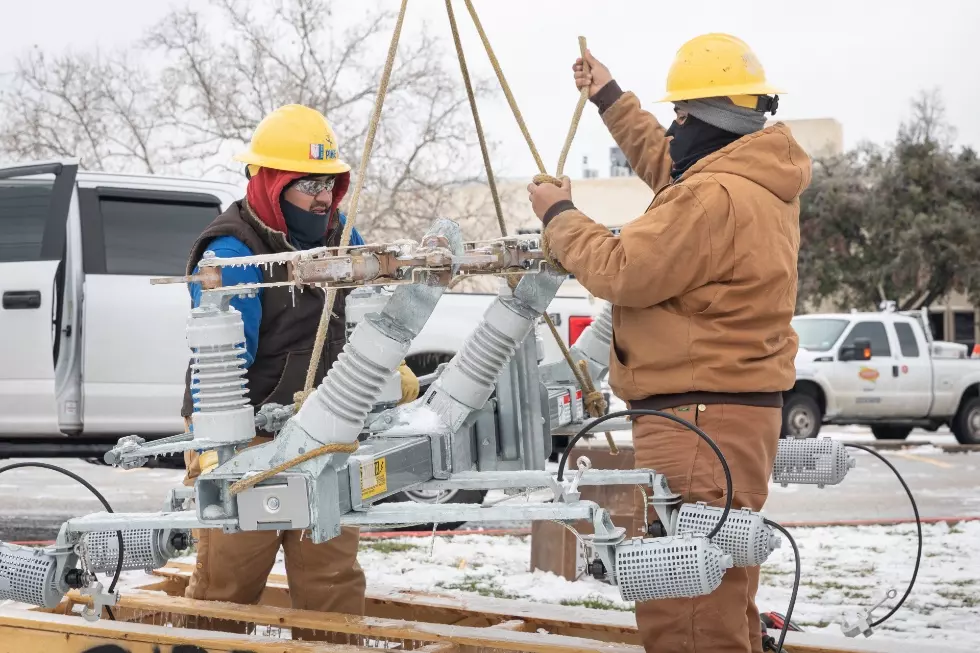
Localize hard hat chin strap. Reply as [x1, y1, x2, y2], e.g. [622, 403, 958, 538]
[756, 94, 779, 115]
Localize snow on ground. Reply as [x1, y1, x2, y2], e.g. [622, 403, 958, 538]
[64, 520, 972, 646]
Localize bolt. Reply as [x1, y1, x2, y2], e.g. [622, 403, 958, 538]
[266, 496, 281, 512]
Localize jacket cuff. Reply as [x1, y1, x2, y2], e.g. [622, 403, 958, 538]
[542, 200, 576, 228]
[590, 80, 624, 115]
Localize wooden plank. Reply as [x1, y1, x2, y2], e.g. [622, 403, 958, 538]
[68, 591, 642, 653]
[136, 565, 975, 653]
[0, 608, 374, 653]
[148, 564, 639, 643]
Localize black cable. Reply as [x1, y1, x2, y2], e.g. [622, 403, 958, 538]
[843, 443, 922, 627]
[557, 408, 733, 540]
[764, 519, 801, 653]
[0, 462, 123, 620]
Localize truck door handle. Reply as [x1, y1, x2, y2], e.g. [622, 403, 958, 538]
[892, 365, 899, 378]
[2, 290, 42, 310]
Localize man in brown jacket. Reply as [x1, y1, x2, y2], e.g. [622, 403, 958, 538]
[527, 34, 811, 653]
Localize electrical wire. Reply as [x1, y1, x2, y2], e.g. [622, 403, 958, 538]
[557, 408, 733, 540]
[843, 443, 922, 627]
[0, 462, 123, 620]
[764, 519, 801, 653]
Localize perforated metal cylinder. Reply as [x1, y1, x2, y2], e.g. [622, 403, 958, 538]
[615, 533, 732, 602]
[80, 529, 189, 573]
[675, 503, 779, 567]
[0, 542, 64, 608]
[772, 438, 854, 487]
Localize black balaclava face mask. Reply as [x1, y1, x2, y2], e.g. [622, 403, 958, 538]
[280, 198, 332, 251]
[665, 114, 742, 181]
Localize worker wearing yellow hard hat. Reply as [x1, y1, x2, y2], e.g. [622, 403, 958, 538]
[527, 33, 811, 652]
[178, 104, 418, 642]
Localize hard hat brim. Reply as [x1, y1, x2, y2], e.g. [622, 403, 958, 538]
[657, 82, 785, 104]
[233, 151, 351, 176]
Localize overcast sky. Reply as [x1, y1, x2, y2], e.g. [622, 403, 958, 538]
[1, 0, 977, 180]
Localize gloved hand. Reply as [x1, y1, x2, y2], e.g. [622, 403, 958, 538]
[397, 360, 419, 404]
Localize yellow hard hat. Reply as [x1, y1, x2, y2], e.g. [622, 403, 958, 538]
[658, 33, 783, 111]
[234, 104, 351, 176]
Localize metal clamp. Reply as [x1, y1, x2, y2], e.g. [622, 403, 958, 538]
[840, 588, 897, 638]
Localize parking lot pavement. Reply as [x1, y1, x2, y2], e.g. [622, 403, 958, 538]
[0, 427, 975, 541]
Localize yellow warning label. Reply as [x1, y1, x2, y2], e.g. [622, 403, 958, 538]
[361, 457, 387, 500]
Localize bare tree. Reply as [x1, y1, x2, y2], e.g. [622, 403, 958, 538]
[0, 0, 509, 243]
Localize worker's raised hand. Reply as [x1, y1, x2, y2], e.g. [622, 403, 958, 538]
[527, 176, 572, 222]
[573, 49, 612, 98]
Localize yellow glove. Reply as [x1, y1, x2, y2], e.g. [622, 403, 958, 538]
[199, 450, 220, 475]
[397, 360, 419, 404]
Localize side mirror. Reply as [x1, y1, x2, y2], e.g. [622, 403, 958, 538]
[854, 338, 873, 361]
[841, 338, 872, 361]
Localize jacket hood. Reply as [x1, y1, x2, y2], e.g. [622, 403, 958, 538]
[244, 167, 351, 236]
[681, 122, 812, 203]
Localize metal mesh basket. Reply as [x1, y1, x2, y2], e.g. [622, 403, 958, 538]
[676, 503, 777, 567]
[81, 529, 180, 573]
[615, 533, 731, 602]
[773, 438, 851, 486]
[0, 542, 62, 608]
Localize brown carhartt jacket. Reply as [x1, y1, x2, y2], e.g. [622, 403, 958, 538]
[544, 87, 811, 406]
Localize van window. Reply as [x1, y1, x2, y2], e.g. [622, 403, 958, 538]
[894, 322, 920, 357]
[0, 180, 53, 262]
[100, 198, 220, 276]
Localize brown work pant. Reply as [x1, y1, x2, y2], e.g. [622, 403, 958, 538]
[632, 403, 781, 653]
[183, 439, 366, 641]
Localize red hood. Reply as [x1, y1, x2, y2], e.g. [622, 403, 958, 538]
[245, 167, 351, 235]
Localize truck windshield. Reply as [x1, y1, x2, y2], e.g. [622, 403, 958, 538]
[792, 318, 849, 352]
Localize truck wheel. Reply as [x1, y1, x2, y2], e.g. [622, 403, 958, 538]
[952, 397, 980, 445]
[871, 425, 912, 440]
[782, 394, 821, 439]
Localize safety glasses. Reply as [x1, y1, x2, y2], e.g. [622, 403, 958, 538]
[290, 175, 336, 197]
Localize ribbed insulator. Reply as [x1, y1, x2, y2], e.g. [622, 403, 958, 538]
[317, 348, 390, 423]
[190, 345, 248, 412]
[455, 321, 520, 387]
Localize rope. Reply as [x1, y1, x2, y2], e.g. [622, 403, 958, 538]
[229, 442, 359, 496]
[446, 0, 507, 239]
[452, 1, 605, 427]
[294, 0, 410, 410]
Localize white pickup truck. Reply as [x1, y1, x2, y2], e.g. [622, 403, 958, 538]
[0, 159, 599, 458]
[785, 308, 980, 444]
